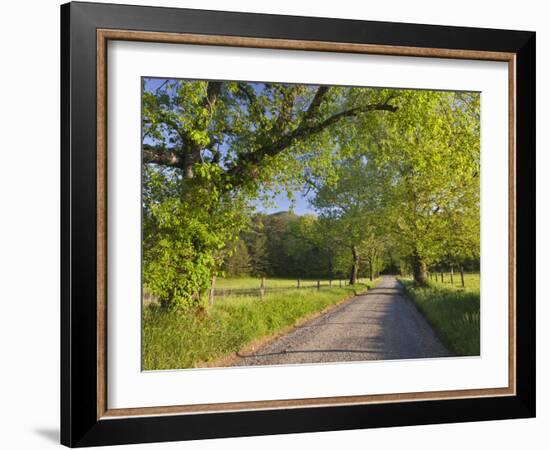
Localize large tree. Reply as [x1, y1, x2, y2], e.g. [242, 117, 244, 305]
[310, 90, 480, 286]
[374, 91, 480, 284]
[312, 155, 390, 284]
[142, 80, 397, 187]
[142, 80, 398, 307]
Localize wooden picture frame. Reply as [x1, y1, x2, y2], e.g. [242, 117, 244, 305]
[61, 1, 535, 447]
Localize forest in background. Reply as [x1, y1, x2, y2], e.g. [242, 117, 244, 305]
[222, 210, 480, 281]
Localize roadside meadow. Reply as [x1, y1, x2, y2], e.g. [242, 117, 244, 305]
[400, 273, 480, 356]
[143, 280, 377, 370]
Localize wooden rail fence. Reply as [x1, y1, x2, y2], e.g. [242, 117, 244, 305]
[145, 277, 372, 305]
[210, 278, 359, 302]
[426, 268, 476, 288]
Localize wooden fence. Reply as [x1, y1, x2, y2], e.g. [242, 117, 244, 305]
[144, 277, 371, 306]
[209, 277, 359, 303]
[426, 268, 478, 288]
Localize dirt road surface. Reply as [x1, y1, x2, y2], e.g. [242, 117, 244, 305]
[233, 276, 451, 366]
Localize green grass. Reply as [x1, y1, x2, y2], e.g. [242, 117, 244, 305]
[143, 279, 379, 370]
[426, 272, 480, 291]
[215, 276, 367, 289]
[399, 273, 480, 356]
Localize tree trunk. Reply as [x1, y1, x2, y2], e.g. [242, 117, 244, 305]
[349, 245, 360, 285]
[460, 265, 465, 288]
[450, 266, 454, 284]
[183, 147, 201, 179]
[412, 252, 428, 285]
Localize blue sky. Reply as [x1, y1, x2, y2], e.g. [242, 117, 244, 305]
[253, 190, 317, 216]
[143, 77, 318, 217]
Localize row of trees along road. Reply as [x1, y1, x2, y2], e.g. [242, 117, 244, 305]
[142, 79, 479, 309]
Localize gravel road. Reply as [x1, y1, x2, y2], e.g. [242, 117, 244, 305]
[233, 275, 451, 366]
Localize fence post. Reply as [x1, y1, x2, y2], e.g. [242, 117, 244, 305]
[260, 277, 265, 300]
[329, 279, 332, 287]
[208, 275, 216, 306]
[297, 279, 300, 289]
[317, 280, 320, 290]
[339, 279, 342, 288]
[460, 266, 465, 288]
[441, 272, 444, 283]
[450, 266, 454, 285]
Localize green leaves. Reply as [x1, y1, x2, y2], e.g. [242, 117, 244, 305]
[311, 90, 480, 279]
[142, 163, 251, 309]
[141, 78, 479, 305]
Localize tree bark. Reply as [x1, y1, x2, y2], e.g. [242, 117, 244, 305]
[143, 144, 183, 169]
[412, 252, 428, 285]
[183, 146, 201, 179]
[349, 245, 360, 285]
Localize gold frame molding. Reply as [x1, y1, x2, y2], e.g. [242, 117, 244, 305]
[96, 29, 516, 420]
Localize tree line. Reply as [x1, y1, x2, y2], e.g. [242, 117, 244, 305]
[222, 211, 385, 281]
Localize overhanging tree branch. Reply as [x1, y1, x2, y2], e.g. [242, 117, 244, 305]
[148, 81, 223, 178]
[143, 85, 397, 186]
[204, 81, 222, 113]
[225, 102, 398, 183]
[302, 86, 330, 123]
[143, 144, 183, 169]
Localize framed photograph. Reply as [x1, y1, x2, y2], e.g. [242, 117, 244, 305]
[61, 1, 535, 447]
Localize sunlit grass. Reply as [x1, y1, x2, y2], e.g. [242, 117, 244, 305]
[215, 276, 369, 290]
[143, 280, 378, 370]
[399, 273, 480, 356]
[426, 272, 480, 292]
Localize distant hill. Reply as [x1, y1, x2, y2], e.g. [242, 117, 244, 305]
[268, 210, 298, 218]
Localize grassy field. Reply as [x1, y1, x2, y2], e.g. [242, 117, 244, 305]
[143, 278, 379, 370]
[399, 273, 480, 356]
[426, 272, 480, 291]
[215, 277, 369, 290]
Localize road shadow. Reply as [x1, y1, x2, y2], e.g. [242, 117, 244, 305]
[296, 321, 384, 328]
[367, 288, 402, 295]
[237, 348, 380, 358]
[367, 292, 403, 296]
